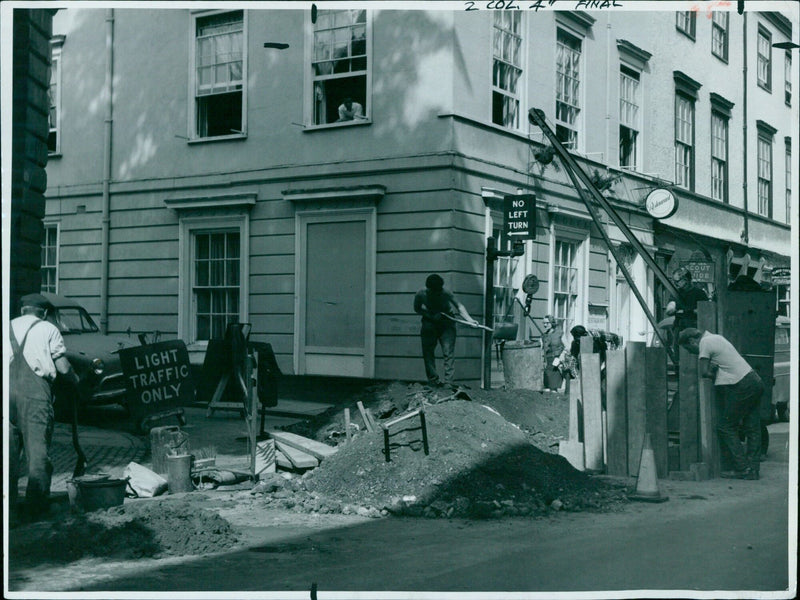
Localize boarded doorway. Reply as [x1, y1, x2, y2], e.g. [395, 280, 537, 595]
[295, 209, 375, 377]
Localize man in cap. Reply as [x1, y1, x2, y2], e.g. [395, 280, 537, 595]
[413, 274, 478, 387]
[9, 293, 80, 521]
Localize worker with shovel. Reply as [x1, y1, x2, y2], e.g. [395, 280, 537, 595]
[9, 294, 81, 523]
[413, 274, 479, 388]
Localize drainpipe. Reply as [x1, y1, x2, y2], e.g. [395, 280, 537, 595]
[100, 9, 114, 334]
[741, 12, 750, 245]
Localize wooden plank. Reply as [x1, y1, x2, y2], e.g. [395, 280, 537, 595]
[698, 378, 720, 477]
[344, 408, 352, 442]
[581, 353, 603, 472]
[679, 346, 699, 470]
[579, 335, 594, 354]
[365, 408, 379, 431]
[558, 440, 585, 471]
[274, 448, 293, 470]
[645, 346, 668, 479]
[626, 341, 647, 476]
[357, 401, 374, 432]
[605, 348, 627, 476]
[272, 440, 319, 469]
[568, 376, 583, 442]
[255, 439, 276, 477]
[268, 430, 337, 461]
[261, 398, 334, 417]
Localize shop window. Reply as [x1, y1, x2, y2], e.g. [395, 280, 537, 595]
[492, 11, 523, 129]
[757, 26, 771, 92]
[312, 9, 369, 125]
[555, 28, 582, 149]
[40, 224, 59, 294]
[619, 65, 640, 169]
[676, 11, 696, 40]
[192, 10, 246, 139]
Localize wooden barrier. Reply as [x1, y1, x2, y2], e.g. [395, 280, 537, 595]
[626, 342, 647, 476]
[581, 353, 603, 472]
[605, 349, 627, 476]
[645, 346, 668, 479]
[697, 301, 721, 477]
[678, 346, 699, 470]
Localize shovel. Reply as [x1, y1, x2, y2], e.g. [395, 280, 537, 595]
[442, 313, 494, 332]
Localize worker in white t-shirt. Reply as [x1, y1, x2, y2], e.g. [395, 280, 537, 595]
[677, 327, 764, 480]
[9, 293, 80, 522]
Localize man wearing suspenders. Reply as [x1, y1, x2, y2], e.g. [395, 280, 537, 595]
[9, 293, 80, 522]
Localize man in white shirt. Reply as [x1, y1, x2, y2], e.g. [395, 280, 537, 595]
[10, 293, 80, 521]
[678, 327, 764, 480]
[337, 97, 365, 122]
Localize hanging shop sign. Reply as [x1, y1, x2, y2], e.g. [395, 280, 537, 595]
[504, 193, 537, 240]
[680, 260, 715, 283]
[770, 267, 791, 285]
[644, 188, 678, 219]
[119, 340, 195, 424]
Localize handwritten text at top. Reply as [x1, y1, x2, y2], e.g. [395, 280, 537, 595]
[463, 0, 624, 11]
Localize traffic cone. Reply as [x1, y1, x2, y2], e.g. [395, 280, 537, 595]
[628, 433, 668, 503]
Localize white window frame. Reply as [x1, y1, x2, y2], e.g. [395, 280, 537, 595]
[786, 140, 792, 224]
[178, 213, 249, 345]
[619, 64, 641, 169]
[48, 37, 64, 155]
[711, 11, 728, 61]
[41, 222, 59, 294]
[676, 11, 696, 40]
[548, 227, 588, 337]
[757, 134, 773, 218]
[555, 27, 583, 150]
[674, 93, 694, 190]
[757, 25, 772, 92]
[188, 9, 248, 141]
[306, 8, 372, 128]
[711, 111, 728, 203]
[492, 11, 525, 130]
[785, 51, 792, 106]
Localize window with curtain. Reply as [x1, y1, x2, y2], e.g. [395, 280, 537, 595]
[676, 11, 696, 39]
[194, 11, 244, 138]
[711, 11, 728, 60]
[757, 26, 772, 91]
[757, 135, 773, 218]
[785, 140, 791, 224]
[553, 239, 580, 335]
[492, 11, 523, 129]
[785, 51, 792, 105]
[312, 9, 368, 125]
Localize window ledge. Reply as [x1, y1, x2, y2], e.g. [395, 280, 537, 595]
[676, 29, 696, 42]
[164, 191, 257, 211]
[302, 119, 372, 132]
[48, 152, 63, 159]
[711, 52, 728, 65]
[187, 133, 247, 144]
[757, 82, 772, 94]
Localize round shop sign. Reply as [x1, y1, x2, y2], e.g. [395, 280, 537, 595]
[645, 188, 678, 219]
[522, 274, 539, 294]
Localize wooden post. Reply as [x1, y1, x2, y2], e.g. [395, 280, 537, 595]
[645, 346, 668, 479]
[569, 372, 583, 442]
[696, 301, 720, 477]
[581, 353, 603, 472]
[678, 346, 699, 470]
[605, 349, 627, 476]
[626, 342, 647, 476]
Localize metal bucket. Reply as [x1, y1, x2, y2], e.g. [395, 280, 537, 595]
[166, 454, 194, 494]
[70, 476, 128, 512]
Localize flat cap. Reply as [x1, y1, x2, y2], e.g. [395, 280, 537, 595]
[20, 293, 53, 309]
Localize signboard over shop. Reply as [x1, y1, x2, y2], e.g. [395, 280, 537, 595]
[680, 260, 715, 283]
[645, 188, 678, 219]
[771, 267, 791, 285]
[504, 193, 536, 240]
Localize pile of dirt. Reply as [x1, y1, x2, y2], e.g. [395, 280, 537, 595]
[9, 500, 240, 567]
[270, 391, 627, 519]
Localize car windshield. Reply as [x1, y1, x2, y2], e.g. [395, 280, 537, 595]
[52, 307, 100, 334]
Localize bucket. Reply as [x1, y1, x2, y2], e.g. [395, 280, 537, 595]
[501, 341, 544, 391]
[70, 476, 128, 512]
[166, 454, 194, 494]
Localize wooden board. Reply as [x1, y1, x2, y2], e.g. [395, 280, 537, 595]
[645, 346, 668, 479]
[268, 430, 337, 461]
[558, 440, 585, 471]
[698, 379, 720, 477]
[272, 440, 318, 469]
[255, 439, 276, 477]
[605, 349, 627, 476]
[678, 346, 699, 470]
[261, 398, 334, 417]
[275, 448, 293, 470]
[626, 342, 647, 476]
[568, 377, 582, 442]
[581, 353, 603, 472]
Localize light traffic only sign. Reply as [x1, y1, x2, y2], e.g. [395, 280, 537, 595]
[504, 193, 536, 240]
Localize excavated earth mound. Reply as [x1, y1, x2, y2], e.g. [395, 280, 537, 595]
[9, 500, 240, 567]
[298, 400, 627, 519]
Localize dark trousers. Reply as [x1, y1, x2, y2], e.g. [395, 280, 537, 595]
[716, 370, 763, 473]
[9, 369, 55, 517]
[421, 323, 456, 385]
